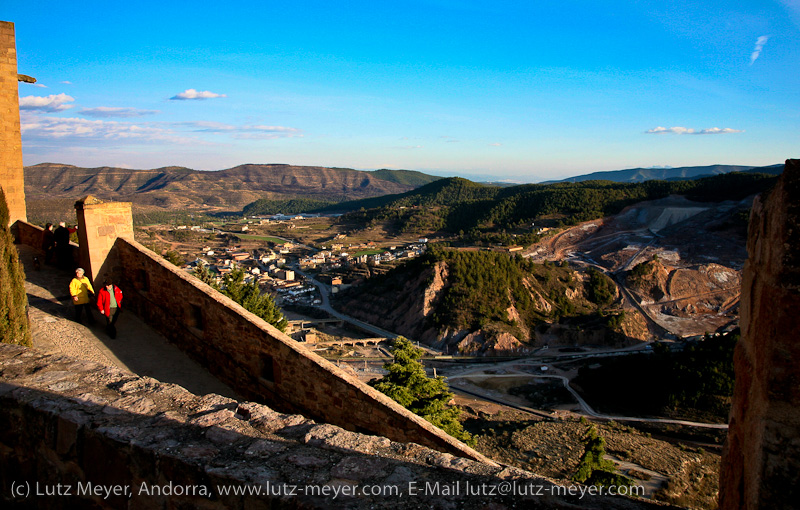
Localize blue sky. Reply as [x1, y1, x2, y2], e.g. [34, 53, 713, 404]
[7, 0, 800, 181]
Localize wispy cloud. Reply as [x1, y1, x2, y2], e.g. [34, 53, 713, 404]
[645, 126, 744, 135]
[490, 142, 503, 146]
[80, 107, 160, 118]
[170, 89, 227, 100]
[31, 83, 47, 88]
[175, 121, 302, 139]
[750, 35, 770, 65]
[19, 93, 75, 112]
[60, 81, 72, 85]
[20, 113, 198, 145]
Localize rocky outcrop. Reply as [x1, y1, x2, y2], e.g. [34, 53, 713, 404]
[719, 160, 800, 509]
[627, 258, 671, 302]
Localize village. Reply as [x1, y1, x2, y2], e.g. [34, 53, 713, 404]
[143, 214, 430, 310]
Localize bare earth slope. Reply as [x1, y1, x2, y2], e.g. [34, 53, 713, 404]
[24, 163, 422, 212]
[526, 195, 749, 337]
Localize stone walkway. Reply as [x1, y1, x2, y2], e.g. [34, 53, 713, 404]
[18, 244, 238, 399]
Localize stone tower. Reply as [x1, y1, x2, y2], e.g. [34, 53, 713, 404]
[0, 21, 26, 226]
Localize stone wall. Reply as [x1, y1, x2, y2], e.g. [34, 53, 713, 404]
[0, 21, 26, 226]
[113, 237, 492, 464]
[0, 344, 660, 509]
[719, 159, 800, 509]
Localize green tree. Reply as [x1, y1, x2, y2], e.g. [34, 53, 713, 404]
[193, 263, 217, 286]
[163, 249, 184, 266]
[218, 268, 288, 332]
[0, 187, 31, 346]
[586, 267, 615, 307]
[572, 425, 633, 489]
[370, 337, 473, 444]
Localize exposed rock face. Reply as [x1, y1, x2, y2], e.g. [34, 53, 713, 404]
[719, 160, 800, 509]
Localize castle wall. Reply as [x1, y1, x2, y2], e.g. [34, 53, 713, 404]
[113, 237, 491, 463]
[4, 344, 636, 509]
[719, 159, 800, 509]
[0, 21, 26, 226]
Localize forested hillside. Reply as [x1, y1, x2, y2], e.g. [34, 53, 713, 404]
[337, 246, 642, 355]
[573, 331, 737, 423]
[328, 172, 778, 244]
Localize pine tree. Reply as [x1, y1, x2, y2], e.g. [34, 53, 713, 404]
[370, 337, 473, 444]
[0, 187, 31, 346]
[200, 267, 288, 333]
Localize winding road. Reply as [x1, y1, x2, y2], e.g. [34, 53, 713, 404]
[446, 361, 728, 430]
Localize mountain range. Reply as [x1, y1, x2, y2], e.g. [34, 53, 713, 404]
[23, 162, 783, 219]
[543, 163, 783, 184]
[23, 163, 441, 211]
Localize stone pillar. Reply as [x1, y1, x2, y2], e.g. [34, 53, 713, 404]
[0, 21, 26, 226]
[74, 196, 133, 283]
[719, 159, 800, 509]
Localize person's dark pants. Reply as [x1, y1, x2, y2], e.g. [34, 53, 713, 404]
[74, 303, 95, 324]
[105, 308, 120, 338]
[57, 246, 73, 269]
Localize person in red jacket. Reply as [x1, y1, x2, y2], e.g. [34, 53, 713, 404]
[97, 277, 123, 339]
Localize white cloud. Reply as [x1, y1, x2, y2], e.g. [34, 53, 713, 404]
[19, 93, 75, 112]
[80, 107, 160, 118]
[645, 126, 744, 135]
[177, 121, 235, 132]
[170, 89, 227, 100]
[695, 127, 744, 134]
[490, 142, 502, 146]
[61, 81, 72, 85]
[20, 113, 198, 145]
[750, 35, 770, 65]
[31, 83, 47, 88]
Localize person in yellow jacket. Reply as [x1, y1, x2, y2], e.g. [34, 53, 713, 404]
[69, 267, 96, 324]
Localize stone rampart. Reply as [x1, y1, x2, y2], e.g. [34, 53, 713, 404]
[112, 237, 491, 464]
[0, 344, 660, 509]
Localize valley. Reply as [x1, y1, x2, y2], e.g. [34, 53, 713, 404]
[23, 165, 773, 509]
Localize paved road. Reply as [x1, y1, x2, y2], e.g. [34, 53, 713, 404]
[292, 267, 445, 355]
[446, 359, 728, 430]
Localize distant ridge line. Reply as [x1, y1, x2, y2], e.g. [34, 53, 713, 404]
[543, 163, 784, 184]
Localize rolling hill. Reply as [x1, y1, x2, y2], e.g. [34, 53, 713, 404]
[23, 163, 442, 213]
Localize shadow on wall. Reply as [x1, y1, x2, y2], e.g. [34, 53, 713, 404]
[104, 236, 490, 463]
[1, 344, 598, 510]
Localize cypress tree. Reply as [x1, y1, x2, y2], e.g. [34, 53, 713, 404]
[0, 187, 32, 346]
